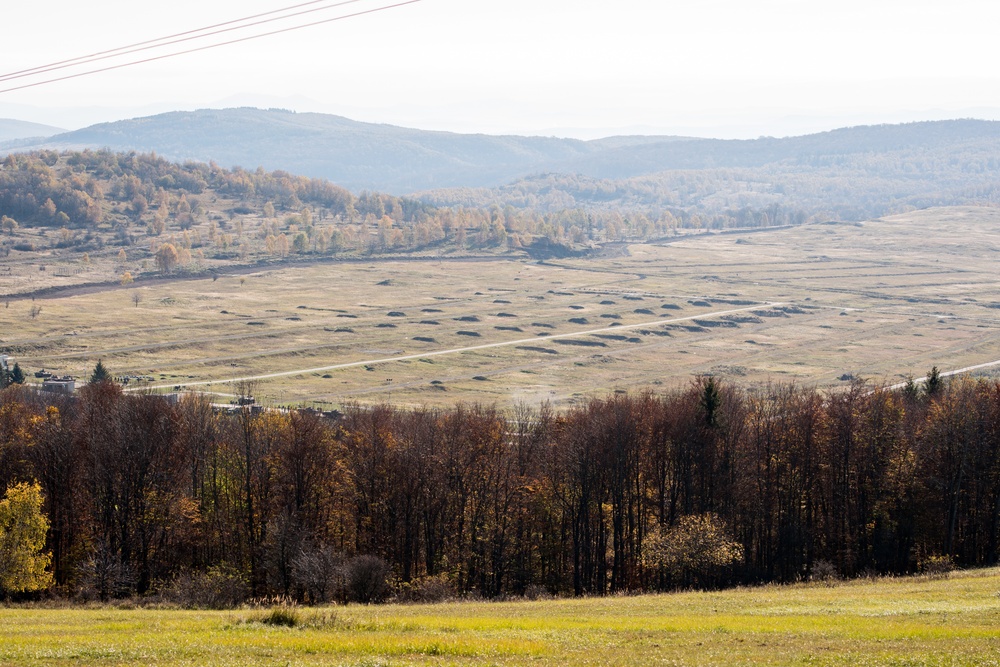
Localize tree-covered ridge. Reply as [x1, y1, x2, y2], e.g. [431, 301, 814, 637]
[4, 108, 602, 193]
[0, 149, 397, 229]
[417, 125, 1000, 224]
[2, 149, 796, 274]
[6, 109, 1000, 219]
[0, 375, 996, 601]
[0, 149, 520, 262]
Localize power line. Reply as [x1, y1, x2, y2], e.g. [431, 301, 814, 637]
[0, 0, 373, 84]
[0, 0, 422, 95]
[0, 0, 360, 81]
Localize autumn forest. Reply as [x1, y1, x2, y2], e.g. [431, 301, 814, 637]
[0, 372, 996, 603]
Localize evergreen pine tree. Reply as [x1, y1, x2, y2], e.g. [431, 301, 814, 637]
[924, 366, 942, 397]
[700, 376, 721, 427]
[89, 360, 110, 384]
[10, 363, 25, 385]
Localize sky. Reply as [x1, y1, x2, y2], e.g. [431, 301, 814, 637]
[2, 0, 1000, 138]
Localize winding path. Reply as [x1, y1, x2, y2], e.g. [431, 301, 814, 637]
[136, 303, 781, 391]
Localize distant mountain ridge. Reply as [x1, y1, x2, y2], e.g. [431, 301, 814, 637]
[0, 118, 65, 142]
[3, 109, 999, 198]
[1, 108, 636, 193]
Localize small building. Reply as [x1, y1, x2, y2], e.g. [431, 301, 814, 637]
[41, 376, 76, 394]
[0, 354, 9, 372]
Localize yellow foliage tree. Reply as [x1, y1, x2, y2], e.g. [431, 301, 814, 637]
[645, 513, 743, 585]
[0, 482, 53, 594]
[155, 243, 179, 274]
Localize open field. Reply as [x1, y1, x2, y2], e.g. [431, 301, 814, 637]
[2, 568, 999, 666]
[3, 206, 1000, 407]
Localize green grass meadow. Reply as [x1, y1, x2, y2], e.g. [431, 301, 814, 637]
[2, 568, 999, 666]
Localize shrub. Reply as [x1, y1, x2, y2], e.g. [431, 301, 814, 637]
[809, 559, 840, 584]
[75, 543, 136, 602]
[396, 574, 456, 603]
[645, 513, 743, 587]
[291, 544, 344, 604]
[523, 584, 552, 601]
[919, 554, 955, 579]
[345, 555, 391, 603]
[260, 605, 300, 627]
[156, 565, 249, 609]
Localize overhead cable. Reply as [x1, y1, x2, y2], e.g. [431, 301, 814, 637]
[0, 0, 422, 94]
[0, 0, 366, 82]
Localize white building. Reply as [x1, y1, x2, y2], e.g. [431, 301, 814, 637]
[41, 376, 75, 394]
[0, 354, 9, 372]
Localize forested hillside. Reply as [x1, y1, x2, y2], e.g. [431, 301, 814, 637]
[0, 149, 554, 266]
[419, 120, 1000, 222]
[8, 110, 1000, 225]
[2, 109, 605, 193]
[0, 149, 773, 281]
[0, 375, 994, 601]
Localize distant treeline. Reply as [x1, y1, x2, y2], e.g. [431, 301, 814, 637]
[0, 150, 809, 266]
[418, 146, 1000, 224]
[0, 373, 997, 603]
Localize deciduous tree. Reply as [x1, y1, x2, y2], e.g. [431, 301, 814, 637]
[0, 481, 53, 594]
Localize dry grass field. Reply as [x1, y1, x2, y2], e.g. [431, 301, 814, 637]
[1, 568, 998, 666]
[3, 206, 1000, 408]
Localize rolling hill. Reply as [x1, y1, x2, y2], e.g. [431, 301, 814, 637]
[0, 118, 65, 142]
[0, 108, 643, 193]
[4, 109, 1000, 222]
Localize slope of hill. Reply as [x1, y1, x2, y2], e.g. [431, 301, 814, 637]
[0, 118, 65, 142]
[555, 118, 1000, 179]
[2, 108, 614, 193]
[4, 110, 1000, 222]
[419, 119, 1000, 222]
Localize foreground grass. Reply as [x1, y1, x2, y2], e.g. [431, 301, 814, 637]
[2, 569, 1000, 666]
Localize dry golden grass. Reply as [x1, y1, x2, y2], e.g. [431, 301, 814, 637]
[1, 568, 999, 665]
[3, 206, 1000, 408]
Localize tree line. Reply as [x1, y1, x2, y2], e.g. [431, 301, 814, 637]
[0, 373, 997, 603]
[0, 150, 805, 269]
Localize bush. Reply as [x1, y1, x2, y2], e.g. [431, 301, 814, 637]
[345, 555, 391, 603]
[75, 544, 136, 602]
[523, 584, 553, 601]
[156, 565, 249, 609]
[809, 559, 840, 584]
[645, 513, 743, 587]
[291, 544, 344, 604]
[395, 574, 456, 603]
[918, 554, 955, 579]
[259, 605, 300, 627]
[238, 604, 341, 629]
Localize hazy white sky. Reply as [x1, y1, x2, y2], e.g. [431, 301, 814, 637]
[2, 0, 1000, 137]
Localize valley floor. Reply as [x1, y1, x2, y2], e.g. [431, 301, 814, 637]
[5, 206, 1000, 407]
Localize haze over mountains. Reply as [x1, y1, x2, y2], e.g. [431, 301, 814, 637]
[0, 118, 65, 142]
[3, 108, 1000, 222]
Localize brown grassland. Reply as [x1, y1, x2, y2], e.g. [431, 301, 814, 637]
[2, 206, 1000, 407]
